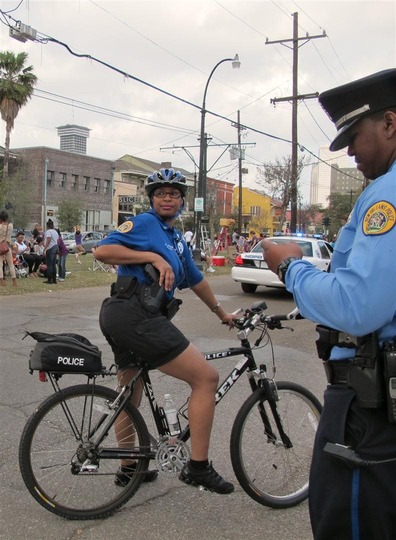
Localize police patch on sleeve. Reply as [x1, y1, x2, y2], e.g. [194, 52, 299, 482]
[362, 201, 396, 235]
[117, 221, 133, 233]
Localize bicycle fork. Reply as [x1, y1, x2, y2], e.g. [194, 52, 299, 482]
[252, 367, 293, 449]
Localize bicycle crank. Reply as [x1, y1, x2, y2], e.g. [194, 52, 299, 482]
[155, 438, 190, 477]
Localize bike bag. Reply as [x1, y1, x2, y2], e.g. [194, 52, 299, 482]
[28, 332, 103, 374]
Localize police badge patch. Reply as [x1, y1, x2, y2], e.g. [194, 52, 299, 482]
[363, 201, 396, 235]
[117, 221, 133, 233]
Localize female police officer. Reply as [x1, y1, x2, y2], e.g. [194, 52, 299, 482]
[95, 168, 235, 494]
[262, 70, 396, 539]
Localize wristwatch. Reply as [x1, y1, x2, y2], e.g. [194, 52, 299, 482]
[277, 257, 300, 284]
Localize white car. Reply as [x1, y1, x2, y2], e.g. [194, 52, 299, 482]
[231, 235, 333, 293]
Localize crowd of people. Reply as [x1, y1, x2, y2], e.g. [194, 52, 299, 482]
[0, 216, 72, 286]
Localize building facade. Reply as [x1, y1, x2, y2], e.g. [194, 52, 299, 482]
[12, 146, 114, 231]
[330, 165, 365, 197]
[232, 187, 275, 235]
[310, 146, 351, 207]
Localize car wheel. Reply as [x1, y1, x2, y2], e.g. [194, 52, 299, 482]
[241, 283, 258, 293]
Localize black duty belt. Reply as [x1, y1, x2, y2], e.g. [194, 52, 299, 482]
[109, 276, 181, 320]
[323, 360, 352, 385]
[110, 276, 140, 299]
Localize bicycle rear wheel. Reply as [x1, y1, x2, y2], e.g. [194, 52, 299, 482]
[19, 384, 150, 519]
[230, 381, 322, 508]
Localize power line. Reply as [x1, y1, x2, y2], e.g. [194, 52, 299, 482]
[33, 88, 194, 134]
[2, 11, 358, 185]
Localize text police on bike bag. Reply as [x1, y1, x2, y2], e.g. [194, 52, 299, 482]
[28, 332, 103, 375]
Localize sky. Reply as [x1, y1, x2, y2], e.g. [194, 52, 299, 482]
[0, 0, 395, 202]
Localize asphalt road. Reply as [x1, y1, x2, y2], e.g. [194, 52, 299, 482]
[0, 275, 326, 540]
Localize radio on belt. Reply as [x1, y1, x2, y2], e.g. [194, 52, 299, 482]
[383, 341, 396, 423]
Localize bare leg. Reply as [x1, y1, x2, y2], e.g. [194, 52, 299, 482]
[114, 368, 144, 467]
[158, 344, 219, 460]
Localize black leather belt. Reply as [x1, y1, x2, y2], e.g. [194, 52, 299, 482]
[323, 360, 352, 385]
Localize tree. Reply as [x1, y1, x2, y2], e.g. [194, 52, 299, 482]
[327, 192, 359, 234]
[0, 164, 31, 229]
[298, 202, 323, 233]
[256, 154, 310, 231]
[57, 197, 84, 232]
[0, 51, 37, 180]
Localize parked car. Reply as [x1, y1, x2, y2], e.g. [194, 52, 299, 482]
[231, 235, 333, 293]
[65, 231, 104, 253]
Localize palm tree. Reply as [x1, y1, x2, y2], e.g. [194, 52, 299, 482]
[0, 51, 37, 179]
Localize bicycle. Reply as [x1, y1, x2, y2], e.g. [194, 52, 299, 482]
[19, 300, 322, 520]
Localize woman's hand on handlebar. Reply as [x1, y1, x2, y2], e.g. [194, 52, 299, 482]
[221, 309, 243, 330]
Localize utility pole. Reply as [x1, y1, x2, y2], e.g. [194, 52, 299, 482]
[231, 111, 252, 232]
[237, 110, 243, 232]
[266, 12, 326, 233]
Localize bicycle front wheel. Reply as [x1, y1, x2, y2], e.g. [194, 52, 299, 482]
[230, 382, 322, 508]
[19, 384, 150, 520]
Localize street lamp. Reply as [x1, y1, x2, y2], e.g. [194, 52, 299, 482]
[194, 54, 241, 259]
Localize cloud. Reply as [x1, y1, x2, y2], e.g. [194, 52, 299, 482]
[0, 0, 395, 201]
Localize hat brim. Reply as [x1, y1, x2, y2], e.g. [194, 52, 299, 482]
[329, 117, 362, 152]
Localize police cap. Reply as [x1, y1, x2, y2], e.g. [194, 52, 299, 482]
[319, 68, 396, 151]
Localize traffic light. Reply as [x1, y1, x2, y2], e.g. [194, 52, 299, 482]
[322, 217, 330, 227]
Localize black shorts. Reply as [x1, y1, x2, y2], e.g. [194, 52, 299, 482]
[99, 294, 189, 370]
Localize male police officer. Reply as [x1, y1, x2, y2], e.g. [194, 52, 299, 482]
[262, 69, 396, 540]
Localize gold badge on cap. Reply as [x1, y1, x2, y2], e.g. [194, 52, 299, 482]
[363, 201, 396, 235]
[117, 221, 133, 233]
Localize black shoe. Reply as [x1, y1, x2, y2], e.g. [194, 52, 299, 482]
[42, 280, 52, 284]
[114, 465, 158, 486]
[179, 462, 234, 494]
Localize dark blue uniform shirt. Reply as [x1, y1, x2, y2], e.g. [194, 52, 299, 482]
[99, 210, 203, 301]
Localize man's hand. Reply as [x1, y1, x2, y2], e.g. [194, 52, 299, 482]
[261, 239, 303, 274]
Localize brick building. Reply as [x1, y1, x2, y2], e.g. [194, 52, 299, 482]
[12, 146, 114, 231]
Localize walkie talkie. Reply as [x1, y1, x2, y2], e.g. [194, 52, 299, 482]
[383, 340, 396, 423]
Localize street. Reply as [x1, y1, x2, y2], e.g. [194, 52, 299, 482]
[0, 275, 326, 540]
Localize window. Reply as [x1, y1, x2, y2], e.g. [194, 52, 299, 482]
[59, 172, 67, 188]
[93, 178, 100, 192]
[318, 242, 332, 260]
[83, 176, 90, 191]
[250, 206, 261, 216]
[104, 179, 110, 194]
[47, 170, 54, 188]
[71, 174, 79, 191]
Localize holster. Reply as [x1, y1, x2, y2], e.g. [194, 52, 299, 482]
[315, 324, 357, 360]
[140, 283, 165, 313]
[347, 332, 385, 408]
[165, 298, 182, 320]
[316, 325, 385, 408]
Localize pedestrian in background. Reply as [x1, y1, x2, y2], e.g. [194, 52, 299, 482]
[56, 229, 68, 282]
[43, 220, 59, 285]
[183, 229, 193, 249]
[262, 69, 396, 540]
[0, 210, 16, 287]
[74, 227, 85, 264]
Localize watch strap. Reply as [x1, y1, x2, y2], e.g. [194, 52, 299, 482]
[277, 257, 300, 284]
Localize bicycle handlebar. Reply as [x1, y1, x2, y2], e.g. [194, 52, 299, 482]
[234, 303, 300, 340]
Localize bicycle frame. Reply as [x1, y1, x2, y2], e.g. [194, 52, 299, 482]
[68, 338, 288, 463]
[43, 303, 297, 462]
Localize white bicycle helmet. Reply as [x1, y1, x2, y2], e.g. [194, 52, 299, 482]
[145, 168, 187, 197]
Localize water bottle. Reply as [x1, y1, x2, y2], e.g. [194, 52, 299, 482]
[163, 394, 180, 436]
